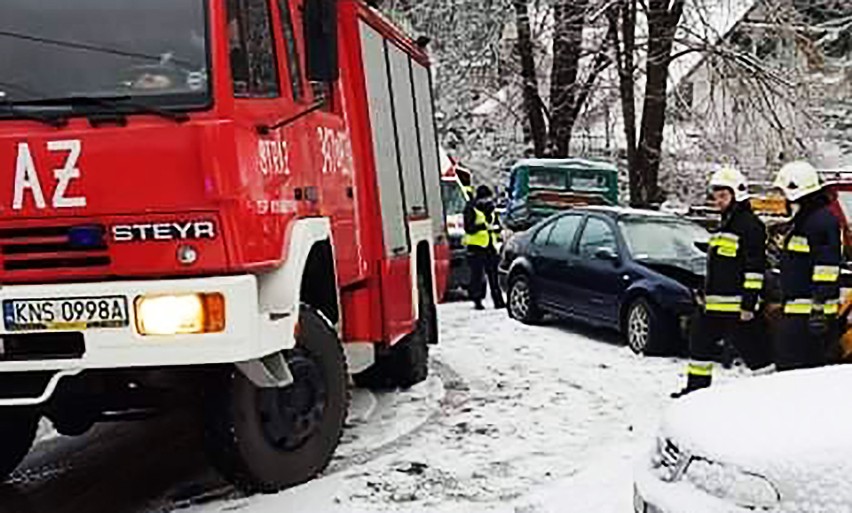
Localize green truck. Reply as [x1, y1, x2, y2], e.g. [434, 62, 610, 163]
[503, 158, 619, 231]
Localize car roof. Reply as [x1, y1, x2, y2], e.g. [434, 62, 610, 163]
[570, 205, 679, 220]
[511, 158, 617, 172]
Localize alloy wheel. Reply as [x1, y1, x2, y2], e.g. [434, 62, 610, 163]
[628, 302, 651, 354]
[509, 279, 530, 320]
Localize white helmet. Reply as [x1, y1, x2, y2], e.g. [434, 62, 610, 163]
[773, 161, 822, 202]
[709, 166, 749, 202]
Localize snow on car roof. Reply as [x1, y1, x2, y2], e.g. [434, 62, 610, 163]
[579, 206, 676, 218]
[512, 158, 618, 171]
[663, 366, 852, 469]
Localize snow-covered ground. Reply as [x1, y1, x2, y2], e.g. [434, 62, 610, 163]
[191, 302, 750, 513]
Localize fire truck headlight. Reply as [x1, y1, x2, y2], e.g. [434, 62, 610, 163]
[134, 293, 225, 336]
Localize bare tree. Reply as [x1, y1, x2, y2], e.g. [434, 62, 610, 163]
[548, 1, 615, 156]
[609, 0, 685, 207]
[513, 0, 549, 155]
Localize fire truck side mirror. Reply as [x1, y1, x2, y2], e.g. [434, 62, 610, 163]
[304, 0, 340, 83]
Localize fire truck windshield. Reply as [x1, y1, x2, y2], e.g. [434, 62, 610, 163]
[0, 0, 209, 114]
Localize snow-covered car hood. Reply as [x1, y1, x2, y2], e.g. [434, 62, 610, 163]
[661, 367, 852, 510]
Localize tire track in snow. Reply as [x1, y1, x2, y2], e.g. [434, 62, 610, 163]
[167, 359, 464, 511]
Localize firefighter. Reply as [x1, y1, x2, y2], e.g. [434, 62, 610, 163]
[464, 185, 506, 310]
[772, 161, 842, 370]
[672, 166, 773, 397]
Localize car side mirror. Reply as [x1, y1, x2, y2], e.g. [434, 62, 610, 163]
[304, 0, 340, 83]
[595, 247, 619, 262]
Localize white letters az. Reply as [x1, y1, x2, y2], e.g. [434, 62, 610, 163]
[13, 142, 46, 210]
[12, 140, 86, 210]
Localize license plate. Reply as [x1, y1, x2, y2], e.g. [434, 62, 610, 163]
[3, 296, 129, 331]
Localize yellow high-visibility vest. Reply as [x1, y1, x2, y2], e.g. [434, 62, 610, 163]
[465, 208, 498, 248]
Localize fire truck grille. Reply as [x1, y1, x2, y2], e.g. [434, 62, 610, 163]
[0, 225, 111, 272]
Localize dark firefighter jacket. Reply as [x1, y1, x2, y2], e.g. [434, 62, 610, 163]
[780, 193, 842, 316]
[704, 201, 767, 316]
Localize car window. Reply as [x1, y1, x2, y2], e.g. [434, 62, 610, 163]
[533, 222, 554, 246]
[529, 169, 567, 189]
[511, 169, 525, 200]
[441, 181, 466, 216]
[620, 218, 708, 261]
[578, 217, 617, 258]
[278, 0, 304, 101]
[545, 215, 582, 250]
[227, 0, 280, 98]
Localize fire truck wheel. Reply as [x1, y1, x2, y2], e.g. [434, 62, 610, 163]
[393, 330, 430, 389]
[0, 412, 38, 482]
[353, 271, 431, 390]
[354, 333, 429, 390]
[203, 306, 348, 493]
[418, 268, 439, 346]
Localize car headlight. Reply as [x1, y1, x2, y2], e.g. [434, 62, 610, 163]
[684, 457, 780, 509]
[135, 293, 225, 336]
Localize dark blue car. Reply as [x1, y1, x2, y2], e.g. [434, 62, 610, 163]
[498, 207, 708, 355]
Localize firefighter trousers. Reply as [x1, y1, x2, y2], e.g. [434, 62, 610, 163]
[467, 247, 504, 306]
[689, 311, 773, 371]
[774, 315, 839, 371]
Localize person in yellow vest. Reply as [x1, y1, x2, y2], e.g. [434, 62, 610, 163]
[463, 185, 505, 310]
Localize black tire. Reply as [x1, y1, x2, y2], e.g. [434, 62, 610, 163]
[417, 269, 439, 346]
[353, 272, 431, 390]
[352, 333, 429, 391]
[625, 297, 668, 356]
[507, 273, 542, 324]
[203, 306, 348, 493]
[0, 412, 38, 482]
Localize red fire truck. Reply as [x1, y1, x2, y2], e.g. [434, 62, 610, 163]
[0, 0, 448, 492]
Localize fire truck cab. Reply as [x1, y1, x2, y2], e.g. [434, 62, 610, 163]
[0, 0, 448, 492]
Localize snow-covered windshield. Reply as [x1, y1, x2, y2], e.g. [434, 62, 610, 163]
[0, 0, 209, 110]
[620, 218, 709, 262]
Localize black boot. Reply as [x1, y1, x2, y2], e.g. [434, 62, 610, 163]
[473, 301, 485, 311]
[670, 373, 711, 399]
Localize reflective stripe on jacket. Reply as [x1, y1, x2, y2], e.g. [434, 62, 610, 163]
[703, 202, 766, 316]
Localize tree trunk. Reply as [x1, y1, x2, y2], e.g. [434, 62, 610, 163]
[609, 0, 640, 204]
[633, 0, 684, 207]
[513, 0, 547, 156]
[549, 0, 587, 157]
